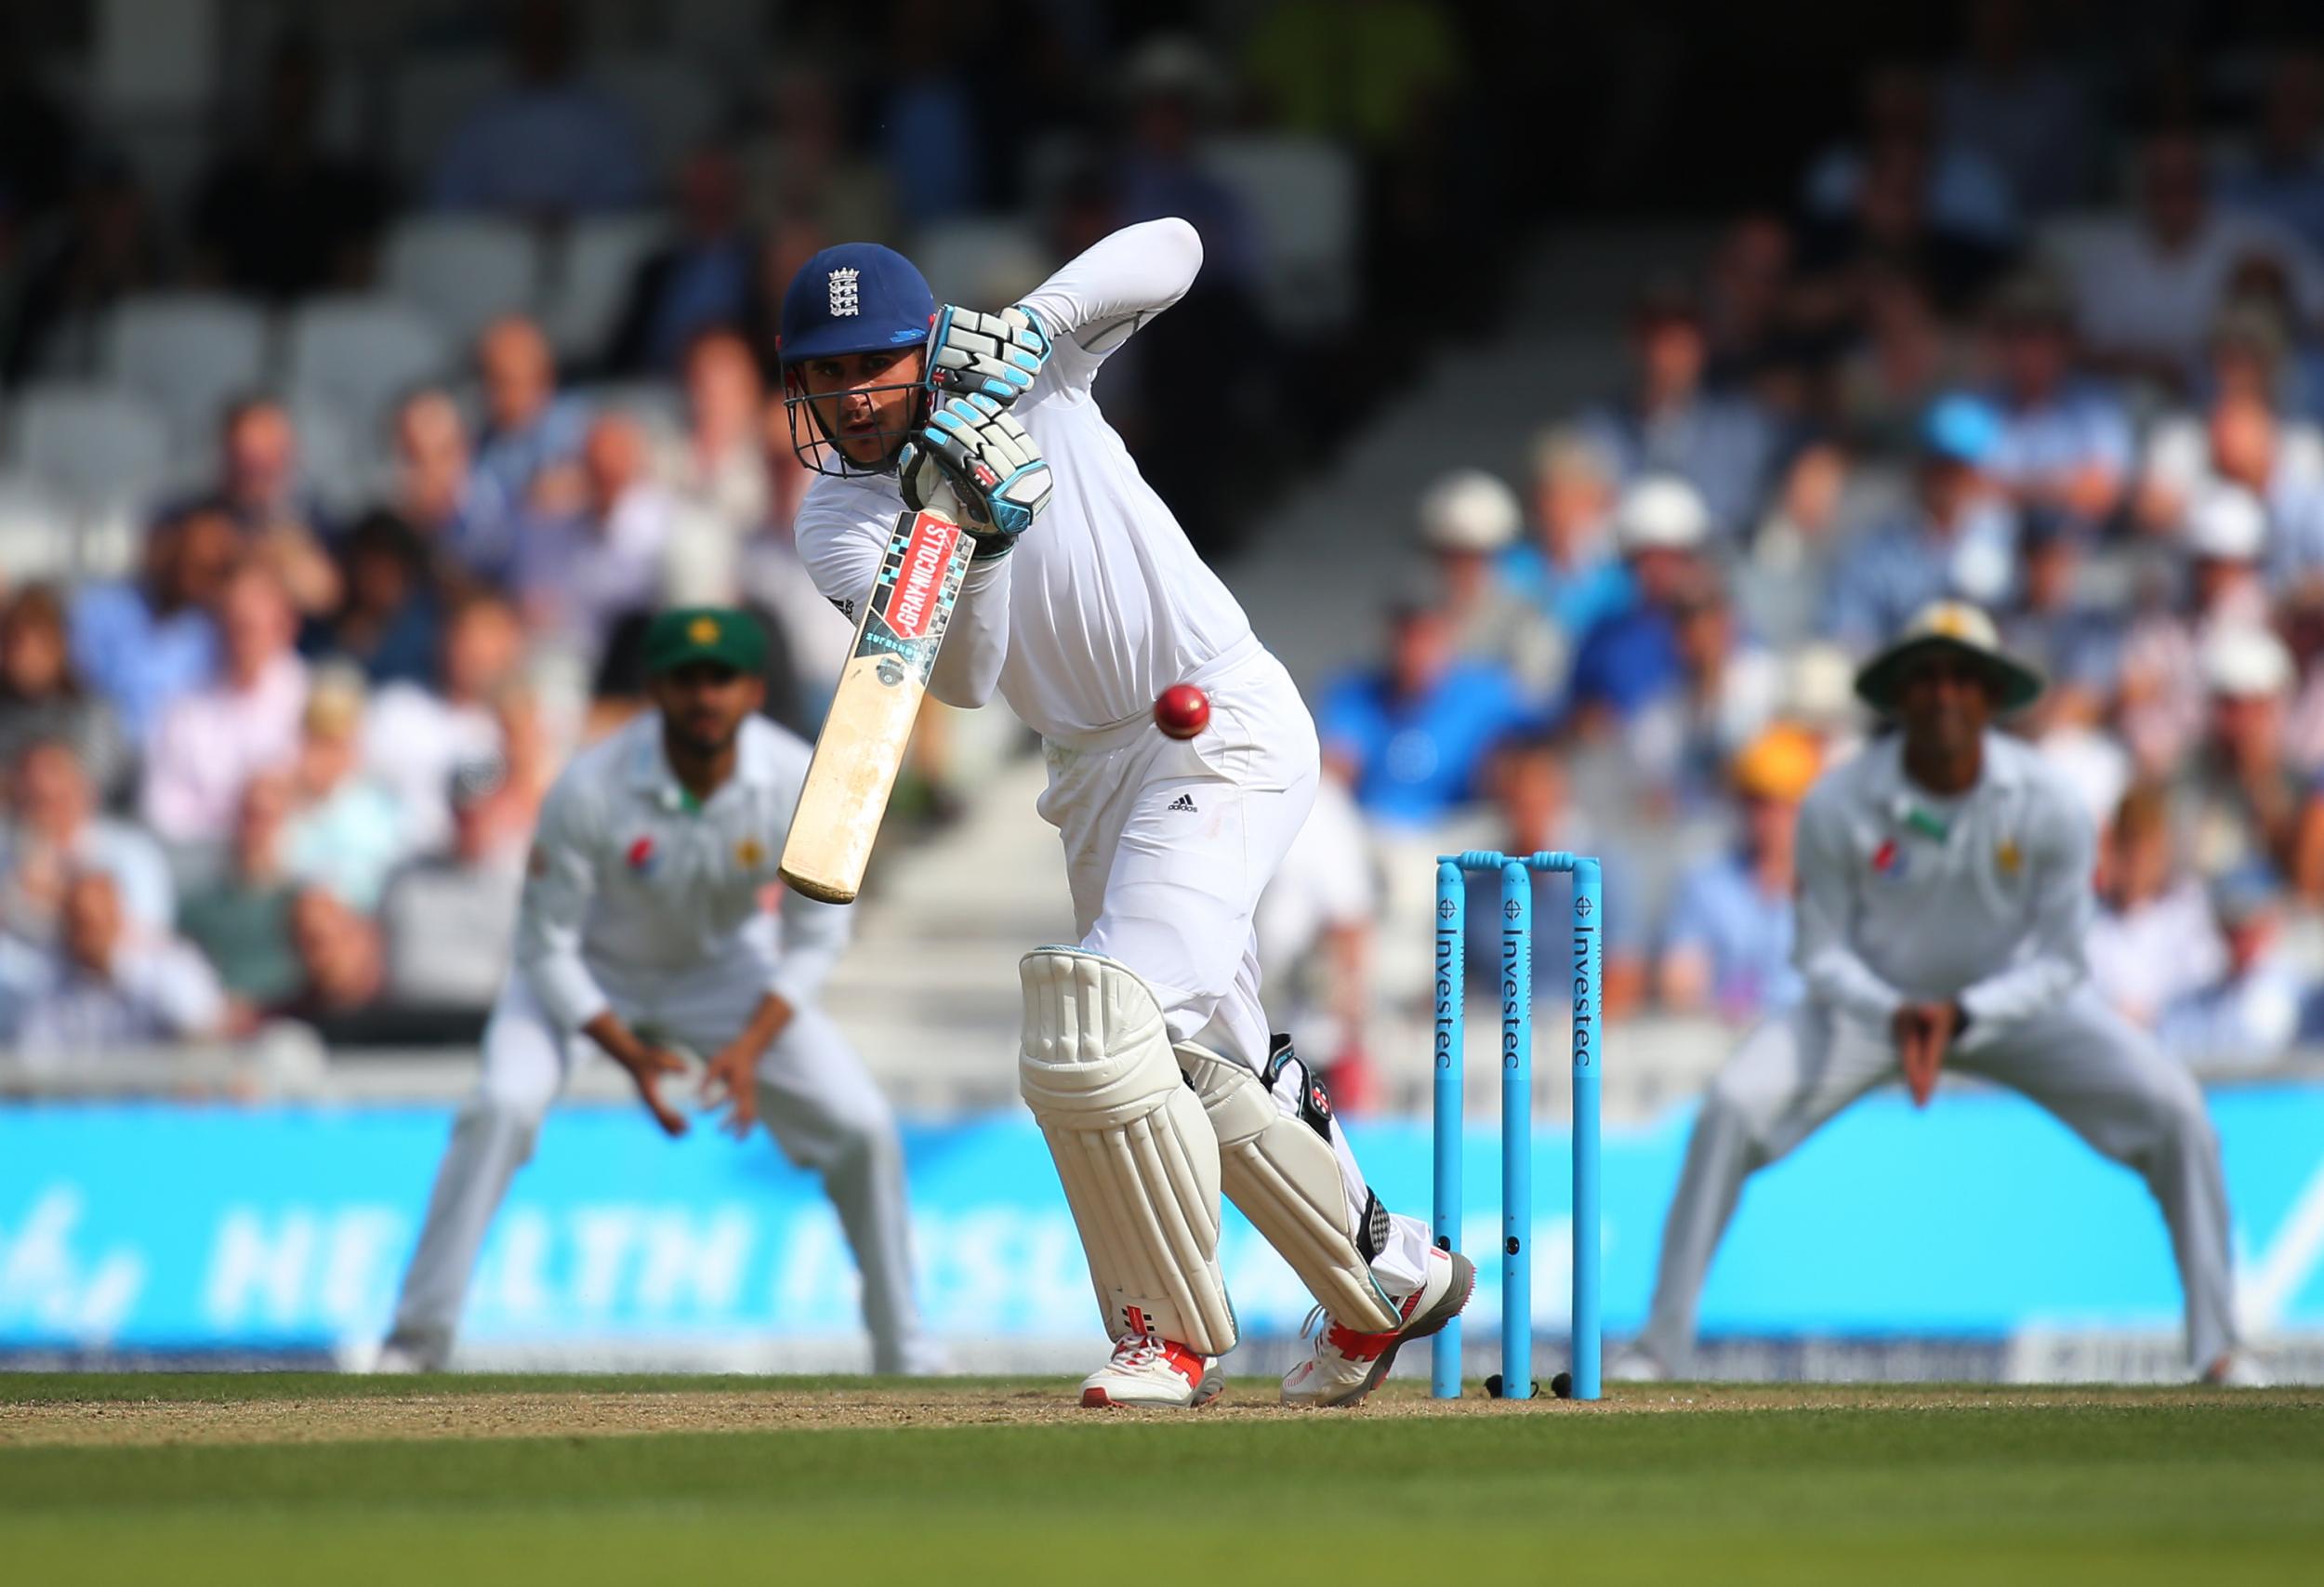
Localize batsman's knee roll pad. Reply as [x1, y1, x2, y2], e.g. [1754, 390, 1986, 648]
[1178, 1041, 1401, 1333]
[1019, 947, 1237, 1356]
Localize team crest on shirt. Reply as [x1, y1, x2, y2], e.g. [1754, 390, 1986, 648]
[1871, 837, 1908, 879]
[1995, 838, 2022, 878]
[735, 839, 765, 869]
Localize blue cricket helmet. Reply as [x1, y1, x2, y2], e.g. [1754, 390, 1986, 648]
[779, 243, 935, 364]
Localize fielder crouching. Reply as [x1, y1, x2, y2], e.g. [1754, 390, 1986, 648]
[1622, 602, 2255, 1385]
[376, 609, 934, 1374]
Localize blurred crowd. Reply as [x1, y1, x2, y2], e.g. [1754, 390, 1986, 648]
[7, 2, 2324, 1094]
[1265, 45, 2324, 1100]
[0, 1, 1503, 1066]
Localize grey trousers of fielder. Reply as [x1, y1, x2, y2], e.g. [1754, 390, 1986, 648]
[386, 973, 930, 1371]
[1637, 985, 2238, 1372]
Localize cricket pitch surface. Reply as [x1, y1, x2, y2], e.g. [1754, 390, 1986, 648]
[7, 1374, 2319, 1584]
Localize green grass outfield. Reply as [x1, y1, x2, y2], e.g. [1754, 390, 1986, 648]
[5, 1374, 2322, 1585]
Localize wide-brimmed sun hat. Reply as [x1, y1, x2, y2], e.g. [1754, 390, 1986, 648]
[1853, 600, 2045, 715]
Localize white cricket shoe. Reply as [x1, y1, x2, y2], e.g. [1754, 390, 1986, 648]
[1281, 1246, 1476, 1408]
[1606, 1345, 1669, 1383]
[1079, 1328, 1224, 1408]
[343, 1339, 434, 1375]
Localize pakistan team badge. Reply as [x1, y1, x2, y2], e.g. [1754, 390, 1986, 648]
[1996, 839, 2021, 877]
[735, 839, 766, 869]
[690, 615, 721, 644]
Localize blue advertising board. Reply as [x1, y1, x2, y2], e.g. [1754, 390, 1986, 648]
[4, 1088, 2320, 1355]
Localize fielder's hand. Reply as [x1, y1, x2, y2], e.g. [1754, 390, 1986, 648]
[700, 1038, 763, 1140]
[927, 303, 1050, 406]
[1893, 1001, 1961, 1108]
[901, 392, 1052, 557]
[612, 1039, 693, 1137]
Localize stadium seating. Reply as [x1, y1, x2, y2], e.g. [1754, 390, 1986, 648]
[386, 51, 507, 185]
[99, 294, 271, 450]
[7, 383, 175, 511]
[593, 57, 722, 176]
[0, 472, 82, 583]
[544, 213, 671, 362]
[284, 394, 375, 514]
[913, 218, 1052, 311]
[382, 216, 540, 347]
[1204, 135, 1360, 332]
[284, 296, 457, 438]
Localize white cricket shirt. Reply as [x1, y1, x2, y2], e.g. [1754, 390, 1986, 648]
[1793, 730, 2094, 1053]
[513, 711, 849, 1030]
[794, 218, 1261, 744]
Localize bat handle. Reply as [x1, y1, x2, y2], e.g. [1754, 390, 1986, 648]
[923, 476, 965, 523]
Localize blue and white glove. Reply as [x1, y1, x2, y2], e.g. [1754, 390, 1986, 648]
[927, 304, 1050, 406]
[900, 393, 1053, 559]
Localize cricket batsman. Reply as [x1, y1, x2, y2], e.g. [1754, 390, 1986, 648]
[779, 219, 1470, 1407]
[1623, 602, 2256, 1384]
[376, 609, 935, 1374]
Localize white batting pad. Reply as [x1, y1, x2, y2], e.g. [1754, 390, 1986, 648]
[1179, 1043, 1401, 1333]
[1019, 949, 1237, 1356]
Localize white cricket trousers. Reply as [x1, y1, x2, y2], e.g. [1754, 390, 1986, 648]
[1638, 985, 2238, 1371]
[1037, 644, 1433, 1302]
[386, 968, 930, 1371]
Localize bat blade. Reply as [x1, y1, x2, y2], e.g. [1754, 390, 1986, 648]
[779, 491, 975, 904]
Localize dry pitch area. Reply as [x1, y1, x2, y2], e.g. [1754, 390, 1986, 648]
[5, 1374, 2321, 1585]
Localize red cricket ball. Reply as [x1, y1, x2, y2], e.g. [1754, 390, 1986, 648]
[1154, 682, 1211, 740]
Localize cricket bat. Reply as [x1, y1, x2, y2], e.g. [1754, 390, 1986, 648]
[779, 482, 977, 904]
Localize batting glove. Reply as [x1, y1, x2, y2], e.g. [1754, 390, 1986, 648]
[900, 393, 1053, 558]
[927, 303, 1050, 407]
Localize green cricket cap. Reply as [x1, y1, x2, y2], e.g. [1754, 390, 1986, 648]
[642, 607, 767, 677]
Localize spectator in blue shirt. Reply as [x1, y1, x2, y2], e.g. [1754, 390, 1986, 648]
[387, 390, 515, 588]
[605, 142, 767, 376]
[472, 316, 590, 522]
[1568, 476, 1711, 726]
[1656, 725, 1820, 1021]
[1578, 279, 1783, 539]
[1112, 38, 1261, 292]
[69, 506, 236, 745]
[1499, 427, 1634, 658]
[2158, 864, 2304, 1072]
[1315, 602, 1533, 828]
[2215, 52, 2324, 257]
[1465, 732, 1644, 1020]
[427, 0, 648, 219]
[1824, 393, 2019, 653]
[310, 514, 442, 689]
[1980, 270, 2132, 526]
[2000, 509, 2119, 723]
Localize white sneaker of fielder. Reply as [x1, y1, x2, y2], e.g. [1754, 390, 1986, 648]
[1080, 1326, 1225, 1408]
[1281, 1246, 1476, 1408]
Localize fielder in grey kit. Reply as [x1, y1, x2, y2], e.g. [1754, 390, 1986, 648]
[1633, 602, 2242, 1381]
[381, 608, 931, 1372]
